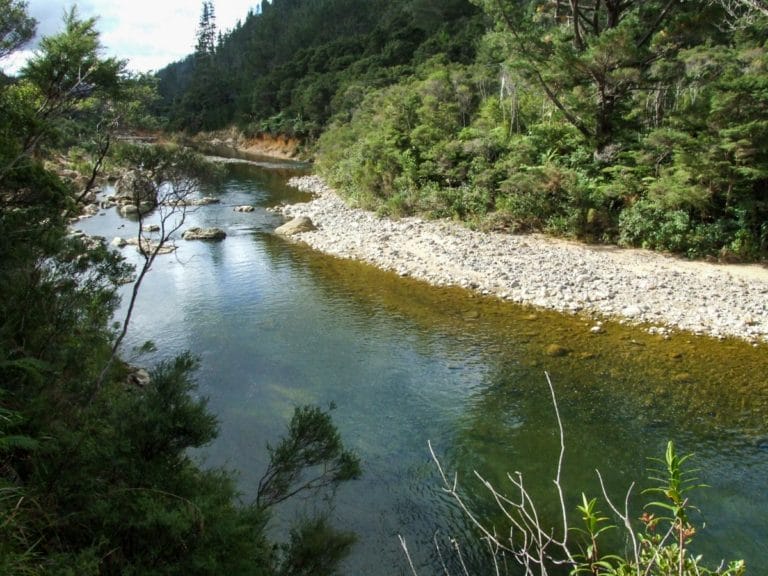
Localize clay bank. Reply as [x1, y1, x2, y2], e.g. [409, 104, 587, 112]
[280, 175, 768, 344]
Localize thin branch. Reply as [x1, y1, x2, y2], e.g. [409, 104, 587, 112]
[492, 0, 594, 141]
[598, 471, 641, 576]
[545, 371, 575, 564]
[637, 0, 679, 48]
[399, 534, 420, 576]
[94, 171, 193, 393]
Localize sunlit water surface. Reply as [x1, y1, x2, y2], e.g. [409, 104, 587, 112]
[76, 158, 768, 575]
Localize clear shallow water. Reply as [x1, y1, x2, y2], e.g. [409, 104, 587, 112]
[77, 158, 768, 574]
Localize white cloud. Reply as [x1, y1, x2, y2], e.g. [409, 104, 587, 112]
[2, 0, 257, 74]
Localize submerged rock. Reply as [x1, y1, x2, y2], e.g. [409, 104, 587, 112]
[124, 237, 177, 254]
[275, 216, 316, 236]
[545, 343, 570, 357]
[182, 227, 227, 241]
[234, 205, 256, 212]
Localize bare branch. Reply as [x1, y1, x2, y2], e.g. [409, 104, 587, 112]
[399, 534, 420, 576]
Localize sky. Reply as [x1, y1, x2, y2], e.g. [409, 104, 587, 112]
[2, 0, 259, 74]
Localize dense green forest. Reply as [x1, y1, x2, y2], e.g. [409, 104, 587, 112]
[1, 2, 360, 573]
[160, 0, 768, 260]
[0, 0, 764, 573]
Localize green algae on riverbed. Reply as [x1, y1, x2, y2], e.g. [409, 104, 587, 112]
[275, 239, 768, 437]
[78, 158, 768, 573]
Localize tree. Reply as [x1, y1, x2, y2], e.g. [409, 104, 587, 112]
[1, 5, 362, 573]
[195, 0, 217, 58]
[0, 0, 35, 61]
[470, 0, 706, 157]
[1, 7, 125, 184]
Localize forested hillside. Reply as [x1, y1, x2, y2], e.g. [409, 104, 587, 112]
[162, 0, 768, 261]
[157, 0, 482, 134]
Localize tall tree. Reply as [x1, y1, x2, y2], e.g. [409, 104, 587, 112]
[471, 0, 706, 157]
[195, 0, 217, 58]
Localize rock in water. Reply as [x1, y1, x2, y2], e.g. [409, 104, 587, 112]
[182, 227, 227, 241]
[115, 170, 156, 206]
[127, 367, 151, 387]
[545, 343, 570, 357]
[190, 196, 220, 206]
[275, 216, 316, 236]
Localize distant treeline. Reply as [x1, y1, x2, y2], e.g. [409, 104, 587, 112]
[156, 0, 482, 136]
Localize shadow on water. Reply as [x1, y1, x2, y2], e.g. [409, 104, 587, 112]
[260, 209, 768, 573]
[77, 157, 768, 574]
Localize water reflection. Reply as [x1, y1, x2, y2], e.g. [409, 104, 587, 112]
[74, 159, 767, 574]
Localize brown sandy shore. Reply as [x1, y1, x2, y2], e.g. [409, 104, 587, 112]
[279, 175, 768, 344]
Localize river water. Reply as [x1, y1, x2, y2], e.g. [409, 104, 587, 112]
[77, 158, 768, 574]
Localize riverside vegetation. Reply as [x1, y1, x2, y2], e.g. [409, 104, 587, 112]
[1, 0, 762, 574]
[1, 4, 360, 574]
[160, 0, 768, 261]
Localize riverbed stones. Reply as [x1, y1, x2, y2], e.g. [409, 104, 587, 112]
[182, 227, 227, 241]
[118, 204, 139, 217]
[124, 237, 177, 254]
[280, 175, 768, 343]
[234, 205, 255, 212]
[275, 216, 316, 236]
[191, 196, 220, 206]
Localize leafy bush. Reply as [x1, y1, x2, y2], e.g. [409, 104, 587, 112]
[618, 199, 693, 252]
[416, 376, 746, 576]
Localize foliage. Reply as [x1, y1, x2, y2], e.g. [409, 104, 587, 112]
[308, 0, 768, 259]
[417, 376, 746, 576]
[156, 0, 483, 135]
[0, 0, 35, 61]
[257, 405, 362, 509]
[149, 0, 768, 259]
[1, 7, 360, 574]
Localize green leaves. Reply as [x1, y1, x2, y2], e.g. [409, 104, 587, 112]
[0, 0, 36, 61]
[257, 405, 361, 509]
[643, 440, 706, 527]
[22, 7, 125, 103]
[564, 442, 743, 576]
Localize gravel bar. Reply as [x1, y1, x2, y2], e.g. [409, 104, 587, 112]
[281, 175, 768, 343]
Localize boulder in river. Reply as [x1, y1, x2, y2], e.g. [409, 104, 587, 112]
[115, 170, 156, 206]
[127, 367, 151, 388]
[275, 216, 316, 236]
[190, 196, 221, 206]
[125, 237, 177, 254]
[234, 205, 255, 212]
[182, 227, 227, 241]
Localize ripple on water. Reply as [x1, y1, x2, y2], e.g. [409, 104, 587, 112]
[76, 160, 768, 574]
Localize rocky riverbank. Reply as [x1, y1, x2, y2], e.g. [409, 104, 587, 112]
[281, 175, 768, 344]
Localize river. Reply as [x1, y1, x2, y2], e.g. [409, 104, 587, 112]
[76, 157, 768, 574]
